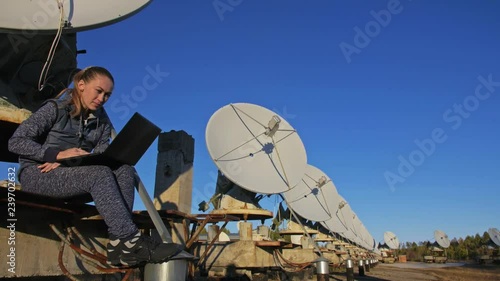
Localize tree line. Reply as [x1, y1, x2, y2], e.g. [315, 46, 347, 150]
[397, 231, 497, 261]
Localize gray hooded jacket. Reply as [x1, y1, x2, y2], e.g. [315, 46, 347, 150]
[8, 96, 112, 178]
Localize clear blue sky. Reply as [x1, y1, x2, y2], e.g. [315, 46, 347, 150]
[3, 0, 500, 246]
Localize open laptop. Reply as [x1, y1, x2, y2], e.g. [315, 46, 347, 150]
[58, 112, 161, 168]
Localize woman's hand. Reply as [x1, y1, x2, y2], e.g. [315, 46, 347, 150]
[56, 148, 90, 159]
[38, 162, 61, 173]
[38, 148, 89, 172]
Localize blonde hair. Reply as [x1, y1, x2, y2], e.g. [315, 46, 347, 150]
[60, 66, 114, 117]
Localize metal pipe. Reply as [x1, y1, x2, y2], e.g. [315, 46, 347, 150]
[358, 259, 365, 276]
[346, 259, 354, 281]
[136, 173, 186, 281]
[365, 259, 370, 272]
[315, 257, 329, 281]
[135, 173, 173, 243]
[144, 261, 187, 281]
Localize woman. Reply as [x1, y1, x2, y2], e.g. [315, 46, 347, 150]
[8, 66, 180, 267]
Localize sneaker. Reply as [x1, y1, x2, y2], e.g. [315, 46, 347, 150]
[107, 232, 182, 267]
[106, 238, 122, 266]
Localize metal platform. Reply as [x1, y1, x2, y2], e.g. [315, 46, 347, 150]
[210, 208, 273, 222]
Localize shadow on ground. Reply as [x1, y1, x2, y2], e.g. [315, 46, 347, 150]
[330, 272, 391, 281]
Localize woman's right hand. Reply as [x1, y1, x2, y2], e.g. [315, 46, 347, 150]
[56, 148, 90, 159]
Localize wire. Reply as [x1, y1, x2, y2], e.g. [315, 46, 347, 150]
[38, 0, 65, 91]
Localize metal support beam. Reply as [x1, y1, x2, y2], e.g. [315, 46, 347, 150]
[135, 173, 173, 243]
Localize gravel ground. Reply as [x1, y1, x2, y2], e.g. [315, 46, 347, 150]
[329, 262, 500, 281]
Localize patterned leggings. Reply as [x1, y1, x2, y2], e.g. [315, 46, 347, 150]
[20, 164, 138, 239]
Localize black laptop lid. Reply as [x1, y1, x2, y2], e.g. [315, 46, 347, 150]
[58, 112, 161, 167]
[104, 112, 161, 165]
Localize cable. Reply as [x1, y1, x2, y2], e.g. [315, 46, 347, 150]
[38, 0, 65, 91]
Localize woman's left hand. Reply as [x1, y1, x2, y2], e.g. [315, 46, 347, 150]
[38, 162, 61, 173]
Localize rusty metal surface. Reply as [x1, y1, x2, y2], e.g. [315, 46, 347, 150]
[186, 213, 239, 249]
[210, 208, 273, 221]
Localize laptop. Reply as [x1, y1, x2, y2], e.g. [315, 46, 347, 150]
[58, 112, 161, 168]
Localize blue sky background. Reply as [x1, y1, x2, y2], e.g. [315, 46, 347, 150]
[3, 0, 500, 246]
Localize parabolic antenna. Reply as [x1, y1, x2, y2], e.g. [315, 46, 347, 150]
[320, 191, 349, 234]
[357, 223, 373, 250]
[0, 0, 151, 33]
[342, 229, 357, 244]
[434, 230, 450, 249]
[282, 164, 333, 222]
[337, 197, 355, 235]
[350, 212, 362, 237]
[362, 227, 374, 250]
[205, 103, 307, 194]
[370, 237, 377, 251]
[488, 228, 500, 247]
[384, 231, 399, 250]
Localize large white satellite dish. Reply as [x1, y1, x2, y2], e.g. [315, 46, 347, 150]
[488, 228, 500, 247]
[350, 212, 362, 237]
[341, 230, 354, 243]
[206, 103, 307, 194]
[320, 183, 349, 234]
[337, 197, 355, 235]
[384, 231, 399, 250]
[361, 225, 372, 249]
[369, 237, 377, 251]
[434, 230, 450, 249]
[357, 222, 373, 250]
[0, 0, 151, 33]
[282, 164, 333, 222]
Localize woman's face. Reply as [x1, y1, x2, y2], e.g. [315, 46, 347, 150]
[77, 74, 114, 111]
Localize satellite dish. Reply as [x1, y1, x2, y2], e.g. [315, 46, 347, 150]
[357, 222, 373, 250]
[320, 186, 349, 234]
[350, 212, 362, 237]
[337, 197, 355, 235]
[206, 103, 307, 194]
[370, 237, 377, 251]
[0, 0, 151, 33]
[488, 228, 500, 247]
[342, 229, 358, 245]
[384, 231, 399, 250]
[361, 226, 374, 250]
[434, 230, 450, 249]
[282, 164, 333, 222]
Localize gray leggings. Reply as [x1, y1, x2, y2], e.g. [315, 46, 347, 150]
[20, 164, 138, 239]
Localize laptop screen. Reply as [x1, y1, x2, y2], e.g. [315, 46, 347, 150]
[57, 112, 161, 167]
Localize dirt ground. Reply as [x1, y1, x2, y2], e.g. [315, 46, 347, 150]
[329, 262, 500, 281]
